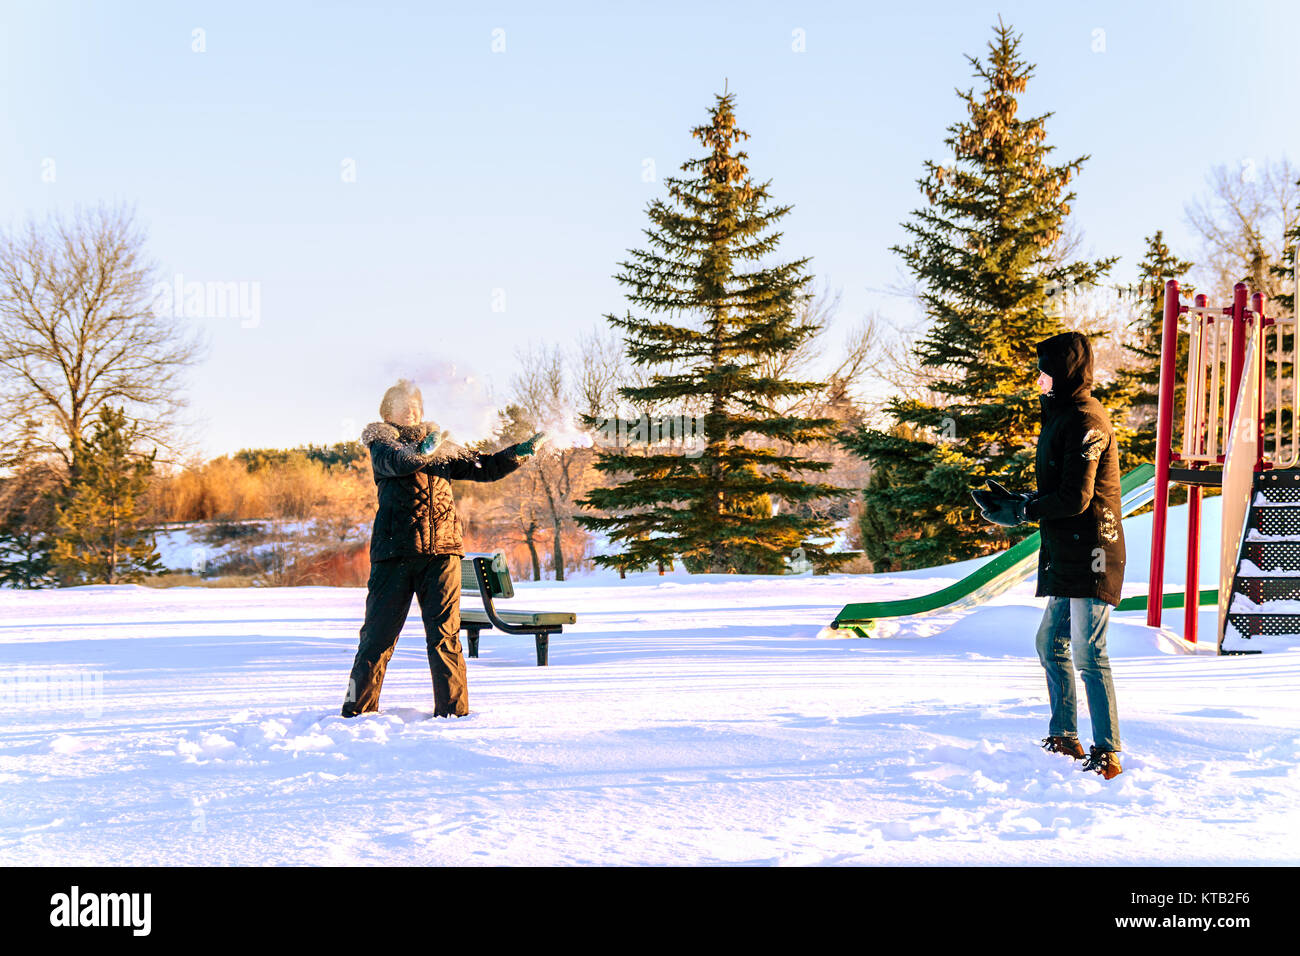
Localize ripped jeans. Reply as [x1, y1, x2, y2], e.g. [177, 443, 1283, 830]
[1034, 596, 1121, 752]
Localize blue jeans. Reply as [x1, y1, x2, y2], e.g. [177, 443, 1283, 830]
[1034, 596, 1121, 752]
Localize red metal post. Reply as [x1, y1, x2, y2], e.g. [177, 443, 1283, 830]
[1184, 486, 1200, 644]
[1185, 292, 1209, 641]
[1148, 279, 1182, 627]
[1228, 282, 1249, 422]
[1195, 293, 1208, 455]
[1252, 291, 1267, 469]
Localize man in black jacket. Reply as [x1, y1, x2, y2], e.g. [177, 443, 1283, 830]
[973, 332, 1123, 779]
[341, 379, 543, 718]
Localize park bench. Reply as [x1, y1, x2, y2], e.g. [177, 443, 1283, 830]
[459, 551, 576, 666]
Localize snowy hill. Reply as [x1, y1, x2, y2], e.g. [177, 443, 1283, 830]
[1, 494, 1298, 865]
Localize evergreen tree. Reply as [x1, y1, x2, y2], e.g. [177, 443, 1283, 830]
[576, 89, 854, 574]
[51, 406, 164, 585]
[0, 507, 56, 587]
[575, 414, 669, 577]
[0, 421, 62, 588]
[1270, 172, 1297, 316]
[233, 442, 366, 472]
[1266, 184, 1297, 464]
[855, 422, 939, 573]
[841, 20, 1116, 570]
[1096, 231, 1194, 472]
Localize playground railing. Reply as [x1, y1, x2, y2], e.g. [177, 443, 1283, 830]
[1181, 297, 1233, 464]
[1219, 322, 1261, 648]
[1263, 313, 1297, 469]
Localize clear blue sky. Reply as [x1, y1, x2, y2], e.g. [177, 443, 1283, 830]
[3, 0, 1297, 459]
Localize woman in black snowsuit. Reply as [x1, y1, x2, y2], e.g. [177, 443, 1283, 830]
[341, 380, 543, 718]
[973, 332, 1124, 779]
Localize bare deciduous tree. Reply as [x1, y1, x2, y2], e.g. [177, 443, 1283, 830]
[873, 317, 951, 413]
[1186, 159, 1299, 302]
[751, 283, 874, 416]
[509, 343, 602, 581]
[0, 203, 204, 479]
[490, 423, 549, 581]
[575, 326, 627, 422]
[1055, 284, 1144, 388]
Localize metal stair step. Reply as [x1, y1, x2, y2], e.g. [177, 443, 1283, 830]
[1254, 471, 1300, 503]
[1232, 576, 1300, 602]
[1225, 612, 1300, 638]
[1247, 506, 1300, 536]
[1239, 540, 1300, 570]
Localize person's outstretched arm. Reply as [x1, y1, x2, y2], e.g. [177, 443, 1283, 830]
[364, 424, 430, 478]
[433, 445, 523, 483]
[1025, 418, 1108, 521]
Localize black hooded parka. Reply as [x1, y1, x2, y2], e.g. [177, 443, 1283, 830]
[1025, 331, 1126, 606]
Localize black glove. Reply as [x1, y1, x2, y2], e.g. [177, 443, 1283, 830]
[970, 479, 1030, 527]
[985, 479, 1027, 503]
[976, 495, 1027, 527]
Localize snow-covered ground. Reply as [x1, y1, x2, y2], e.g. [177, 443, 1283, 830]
[2, 498, 1297, 866]
[151, 519, 371, 575]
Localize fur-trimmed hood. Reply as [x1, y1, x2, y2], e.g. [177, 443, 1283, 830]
[361, 421, 463, 459]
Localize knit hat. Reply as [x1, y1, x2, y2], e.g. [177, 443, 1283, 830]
[380, 379, 424, 424]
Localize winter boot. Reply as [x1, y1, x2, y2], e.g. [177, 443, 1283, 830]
[1041, 735, 1086, 759]
[1082, 745, 1122, 780]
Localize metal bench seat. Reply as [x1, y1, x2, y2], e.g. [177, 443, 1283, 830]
[458, 551, 576, 665]
[460, 609, 577, 628]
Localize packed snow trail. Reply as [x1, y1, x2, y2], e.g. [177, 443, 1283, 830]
[2, 557, 1298, 865]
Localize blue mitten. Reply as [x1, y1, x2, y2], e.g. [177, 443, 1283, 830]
[515, 431, 547, 458]
[419, 429, 448, 455]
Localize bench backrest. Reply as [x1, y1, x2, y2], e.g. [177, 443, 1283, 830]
[461, 551, 514, 599]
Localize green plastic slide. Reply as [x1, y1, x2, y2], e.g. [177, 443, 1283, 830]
[830, 463, 1216, 637]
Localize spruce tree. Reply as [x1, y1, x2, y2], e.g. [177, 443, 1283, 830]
[1274, 187, 1298, 317]
[1096, 231, 1194, 472]
[0, 506, 56, 587]
[854, 422, 939, 573]
[0, 421, 61, 588]
[52, 406, 164, 585]
[1267, 186, 1297, 461]
[842, 20, 1116, 570]
[576, 89, 854, 575]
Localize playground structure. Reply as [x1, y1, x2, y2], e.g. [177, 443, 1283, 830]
[1149, 280, 1298, 652]
[832, 280, 1299, 654]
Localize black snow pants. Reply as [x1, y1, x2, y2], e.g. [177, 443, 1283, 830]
[341, 554, 467, 718]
